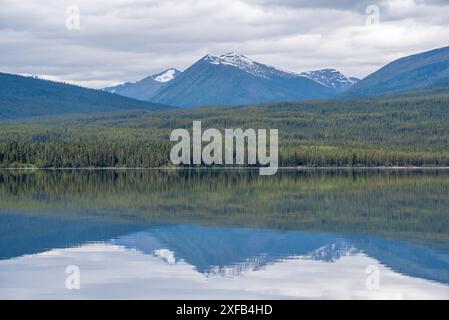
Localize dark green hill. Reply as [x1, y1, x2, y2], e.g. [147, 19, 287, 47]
[0, 72, 172, 120]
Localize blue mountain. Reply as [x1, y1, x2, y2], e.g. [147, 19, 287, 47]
[148, 53, 339, 107]
[345, 45, 449, 97]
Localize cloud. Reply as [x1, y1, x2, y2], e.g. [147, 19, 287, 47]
[0, 0, 449, 88]
[242, 0, 382, 11]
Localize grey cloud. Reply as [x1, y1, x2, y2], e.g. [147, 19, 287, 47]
[242, 0, 383, 11]
[245, 0, 449, 10]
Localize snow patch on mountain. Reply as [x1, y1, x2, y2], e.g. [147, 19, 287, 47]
[203, 52, 301, 80]
[301, 69, 358, 91]
[154, 69, 179, 83]
[102, 68, 181, 100]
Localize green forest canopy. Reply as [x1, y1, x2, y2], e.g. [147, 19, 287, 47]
[1, 89, 449, 167]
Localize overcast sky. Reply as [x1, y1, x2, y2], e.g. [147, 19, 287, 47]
[1, 0, 449, 88]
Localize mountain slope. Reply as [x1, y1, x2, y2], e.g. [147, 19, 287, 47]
[300, 69, 359, 91]
[0, 72, 170, 120]
[103, 68, 181, 101]
[346, 45, 449, 97]
[149, 53, 337, 107]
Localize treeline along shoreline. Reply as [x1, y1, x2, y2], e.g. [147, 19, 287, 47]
[1, 90, 449, 168]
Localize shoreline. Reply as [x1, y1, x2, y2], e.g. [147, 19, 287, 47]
[2, 166, 449, 171]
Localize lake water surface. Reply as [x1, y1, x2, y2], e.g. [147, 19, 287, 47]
[0, 169, 448, 299]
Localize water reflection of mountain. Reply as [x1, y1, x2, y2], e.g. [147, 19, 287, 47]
[112, 225, 360, 276]
[2, 213, 449, 286]
[113, 225, 449, 285]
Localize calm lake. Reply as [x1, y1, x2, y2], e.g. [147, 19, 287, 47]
[0, 169, 449, 299]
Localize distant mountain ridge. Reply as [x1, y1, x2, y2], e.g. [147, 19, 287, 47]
[103, 68, 181, 101]
[202, 52, 300, 79]
[0, 72, 170, 120]
[107, 46, 449, 105]
[5, 45, 448, 117]
[103, 52, 358, 107]
[346, 45, 449, 97]
[148, 53, 354, 107]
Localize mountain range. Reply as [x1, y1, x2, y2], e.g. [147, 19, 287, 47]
[105, 52, 359, 107]
[105, 46, 449, 107]
[1, 45, 449, 120]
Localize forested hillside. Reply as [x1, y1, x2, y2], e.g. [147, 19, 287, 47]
[0, 73, 171, 120]
[1, 89, 449, 167]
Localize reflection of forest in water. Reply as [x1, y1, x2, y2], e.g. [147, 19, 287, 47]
[1, 169, 448, 241]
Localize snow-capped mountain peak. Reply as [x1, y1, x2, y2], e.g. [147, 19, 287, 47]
[153, 69, 180, 83]
[204, 52, 255, 67]
[202, 54, 358, 91]
[300, 69, 359, 91]
[202, 52, 300, 80]
[203, 52, 257, 72]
